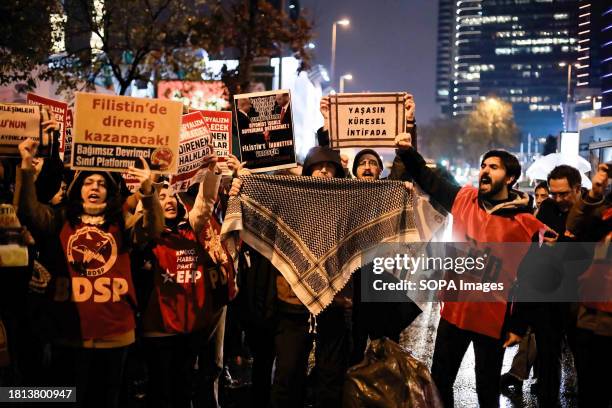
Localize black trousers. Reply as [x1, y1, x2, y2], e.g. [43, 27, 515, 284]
[530, 303, 577, 408]
[270, 302, 350, 408]
[575, 328, 612, 408]
[144, 332, 203, 408]
[244, 326, 275, 408]
[50, 345, 128, 408]
[431, 318, 505, 408]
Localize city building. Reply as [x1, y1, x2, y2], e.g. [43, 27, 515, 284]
[438, 0, 581, 140]
[576, 1, 612, 166]
[435, 0, 455, 116]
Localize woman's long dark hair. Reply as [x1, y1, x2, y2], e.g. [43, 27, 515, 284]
[66, 171, 125, 232]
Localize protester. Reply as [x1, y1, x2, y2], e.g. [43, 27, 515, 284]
[138, 154, 220, 408]
[269, 146, 351, 408]
[521, 165, 582, 407]
[228, 146, 351, 407]
[349, 147, 423, 364]
[533, 181, 549, 213]
[0, 119, 61, 388]
[395, 133, 545, 408]
[225, 155, 278, 407]
[14, 138, 163, 408]
[565, 163, 612, 408]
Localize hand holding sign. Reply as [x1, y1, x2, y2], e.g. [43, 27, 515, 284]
[202, 153, 218, 172]
[42, 119, 61, 134]
[320, 96, 330, 131]
[394, 132, 413, 150]
[18, 139, 39, 170]
[127, 157, 153, 195]
[404, 94, 415, 122]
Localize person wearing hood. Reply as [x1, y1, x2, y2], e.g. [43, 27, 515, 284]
[349, 147, 423, 365]
[395, 133, 545, 408]
[14, 139, 163, 408]
[229, 146, 350, 407]
[271, 146, 352, 408]
[138, 154, 222, 408]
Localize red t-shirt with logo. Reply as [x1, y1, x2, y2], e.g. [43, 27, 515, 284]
[59, 222, 136, 340]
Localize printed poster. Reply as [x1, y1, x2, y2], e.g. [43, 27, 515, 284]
[72, 92, 182, 173]
[234, 89, 297, 173]
[170, 111, 213, 193]
[190, 109, 232, 161]
[0, 103, 52, 158]
[27, 93, 68, 159]
[328, 92, 406, 149]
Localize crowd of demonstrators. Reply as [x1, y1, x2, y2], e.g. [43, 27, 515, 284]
[0, 94, 610, 408]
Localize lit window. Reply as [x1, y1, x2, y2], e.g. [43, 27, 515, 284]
[553, 13, 568, 20]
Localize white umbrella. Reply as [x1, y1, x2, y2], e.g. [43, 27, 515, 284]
[526, 153, 592, 189]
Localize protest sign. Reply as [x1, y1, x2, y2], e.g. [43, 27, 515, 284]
[191, 109, 232, 161]
[328, 92, 406, 149]
[121, 173, 141, 194]
[234, 89, 296, 173]
[72, 92, 182, 173]
[27, 93, 68, 159]
[0, 103, 53, 158]
[63, 109, 73, 166]
[170, 111, 213, 192]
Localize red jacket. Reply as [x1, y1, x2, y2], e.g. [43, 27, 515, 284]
[442, 187, 544, 339]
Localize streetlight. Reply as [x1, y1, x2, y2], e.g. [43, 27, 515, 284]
[331, 18, 350, 90]
[339, 73, 352, 93]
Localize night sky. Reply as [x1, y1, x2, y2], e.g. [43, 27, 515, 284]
[301, 0, 439, 124]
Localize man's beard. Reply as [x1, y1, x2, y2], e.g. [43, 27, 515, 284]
[478, 177, 506, 200]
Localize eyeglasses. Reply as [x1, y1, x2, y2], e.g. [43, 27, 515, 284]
[358, 160, 379, 168]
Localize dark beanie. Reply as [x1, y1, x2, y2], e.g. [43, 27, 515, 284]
[352, 149, 383, 176]
[302, 146, 344, 178]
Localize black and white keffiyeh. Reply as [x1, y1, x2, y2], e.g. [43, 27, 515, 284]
[221, 175, 443, 315]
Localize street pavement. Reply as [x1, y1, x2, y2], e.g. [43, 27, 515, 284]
[220, 302, 579, 407]
[401, 303, 578, 408]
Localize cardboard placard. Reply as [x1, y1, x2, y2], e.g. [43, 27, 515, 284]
[234, 89, 297, 173]
[191, 109, 233, 160]
[71, 92, 182, 173]
[170, 111, 213, 193]
[328, 92, 406, 149]
[27, 93, 68, 159]
[0, 103, 51, 158]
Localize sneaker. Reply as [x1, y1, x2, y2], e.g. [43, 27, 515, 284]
[500, 373, 523, 395]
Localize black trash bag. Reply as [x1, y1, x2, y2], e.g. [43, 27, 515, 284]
[343, 338, 443, 408]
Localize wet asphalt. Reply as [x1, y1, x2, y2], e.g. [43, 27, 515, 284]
[401, 303, 578, 408]
[218, 302, 579, 407]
